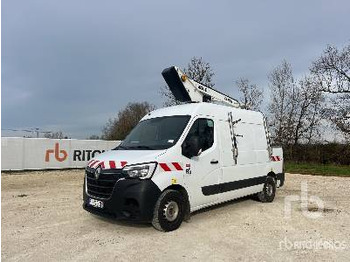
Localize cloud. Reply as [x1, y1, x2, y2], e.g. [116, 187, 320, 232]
[2, 0, 350, 138]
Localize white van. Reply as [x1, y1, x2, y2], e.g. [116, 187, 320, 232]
[83, 102, 284, 231]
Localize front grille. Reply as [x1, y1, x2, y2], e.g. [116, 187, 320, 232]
[86, 167, 125, 199]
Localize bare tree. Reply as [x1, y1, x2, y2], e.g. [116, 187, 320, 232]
[310, 43, 350, 137]
[268, 60, 324, 145]
[235, 78, 263, 111]
[323, 94, 350, 138]
[184, 57, 215, 87]
[267, 60, 295, 144]
[102, 102, 155, 140]
[310, 44, 350, 94]
[293, 76, 324, 144]
[160, 57, 215, 106]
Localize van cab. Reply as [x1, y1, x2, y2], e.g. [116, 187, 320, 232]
[83, 102, 284, 231]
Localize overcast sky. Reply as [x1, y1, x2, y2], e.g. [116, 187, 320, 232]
[2, 0, 350, 138]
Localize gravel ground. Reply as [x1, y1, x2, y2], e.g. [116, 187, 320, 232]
[1, 170, 349, 261]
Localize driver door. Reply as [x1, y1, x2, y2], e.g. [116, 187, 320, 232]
[182, 118, 221, 209]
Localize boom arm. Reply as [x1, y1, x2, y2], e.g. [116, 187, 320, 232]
[162, 66, 240, 108]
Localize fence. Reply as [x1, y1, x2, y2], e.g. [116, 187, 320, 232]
[1, 137, 120, 171]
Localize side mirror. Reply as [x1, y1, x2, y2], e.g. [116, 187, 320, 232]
[182, 136, 201, 158]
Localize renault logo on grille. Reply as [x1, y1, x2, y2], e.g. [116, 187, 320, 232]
[95, 166, 101, 179]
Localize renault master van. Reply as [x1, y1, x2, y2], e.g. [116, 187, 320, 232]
[83, 102, 284, 231]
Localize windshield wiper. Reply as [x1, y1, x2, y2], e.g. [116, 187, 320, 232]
[113, 145, 129, 150]
[127, 145, 155, 150]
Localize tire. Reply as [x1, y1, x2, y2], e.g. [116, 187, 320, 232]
[257, 176, 276, 202]
[152, 189, 185, 232]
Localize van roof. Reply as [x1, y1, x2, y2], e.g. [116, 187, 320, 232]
[143, 103, 264, 124]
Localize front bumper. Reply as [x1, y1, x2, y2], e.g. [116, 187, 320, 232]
[83, 178, 161, 222]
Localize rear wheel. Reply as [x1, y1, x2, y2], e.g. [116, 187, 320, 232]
[257, 176, 276, 202]
[152, 189, 185, 232]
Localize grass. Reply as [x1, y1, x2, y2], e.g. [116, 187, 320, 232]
[285, 162, 350, 177]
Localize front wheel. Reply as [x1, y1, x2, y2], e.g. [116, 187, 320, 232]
[152, 189, 185, 232]
[257, 176, 276, 202]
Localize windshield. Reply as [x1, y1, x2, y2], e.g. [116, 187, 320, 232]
[117, 115, 191, 150]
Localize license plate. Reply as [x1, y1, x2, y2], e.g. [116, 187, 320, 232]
[88, 198, 104, 209]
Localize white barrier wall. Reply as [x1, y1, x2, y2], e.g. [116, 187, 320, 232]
[1, 137, 121, 171]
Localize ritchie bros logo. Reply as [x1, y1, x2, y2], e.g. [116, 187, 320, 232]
[45, 143, 105, 162]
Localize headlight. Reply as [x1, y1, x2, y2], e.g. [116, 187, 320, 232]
[122, 162, 157, 179]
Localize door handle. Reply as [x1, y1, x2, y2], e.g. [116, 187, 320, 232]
[210, 160, 219, 164]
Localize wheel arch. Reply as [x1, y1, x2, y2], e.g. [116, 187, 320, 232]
[267, 171, 277, 180]
[164, 184, 191, 221]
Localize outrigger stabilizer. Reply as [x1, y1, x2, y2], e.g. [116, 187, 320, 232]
[162, 66, 241, 108]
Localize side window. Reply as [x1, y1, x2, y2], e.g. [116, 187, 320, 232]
[184, 118, 214, 153]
